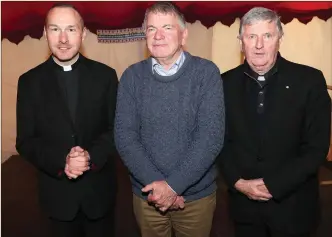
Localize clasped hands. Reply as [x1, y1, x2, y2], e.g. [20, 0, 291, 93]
[64, 146, 90, 179]
[142, 181, 185, 212]
[235, 178, 273, 201]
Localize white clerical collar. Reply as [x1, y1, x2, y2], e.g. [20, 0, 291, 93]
[257, 75, 266, 81]
[62, 65, 72, 71]
[52, 55, 79, 72]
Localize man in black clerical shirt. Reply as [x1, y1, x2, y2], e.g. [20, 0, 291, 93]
[16, 3, 118, 237]
[218, 7, 331, 237]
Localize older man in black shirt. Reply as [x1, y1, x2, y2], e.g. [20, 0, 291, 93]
[218, 7, 331, 237]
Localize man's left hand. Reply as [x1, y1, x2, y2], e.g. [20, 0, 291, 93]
[142, 180, 177, 212]
[65, 146, 90, 179]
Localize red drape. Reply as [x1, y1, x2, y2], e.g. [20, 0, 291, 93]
[2, 1, 332, 44]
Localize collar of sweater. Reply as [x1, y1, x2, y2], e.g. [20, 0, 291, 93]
[147, 51, 193, 83]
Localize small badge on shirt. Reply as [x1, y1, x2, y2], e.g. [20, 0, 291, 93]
[63, 65, 72, 71]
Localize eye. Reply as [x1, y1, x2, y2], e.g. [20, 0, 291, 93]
[264, 33, 272, 39]
[68, 28, 76, 32]
[147, 27, 156, 33]
[50, 27, 59, 32]
[248, 35, 256, 39]
[165, 25, 172, 30]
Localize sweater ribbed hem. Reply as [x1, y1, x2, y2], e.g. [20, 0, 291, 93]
[132, 180, 217, 202]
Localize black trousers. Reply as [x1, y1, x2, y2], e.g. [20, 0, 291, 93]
[49, 209, 115, 237]
[234, 222, 311, 237]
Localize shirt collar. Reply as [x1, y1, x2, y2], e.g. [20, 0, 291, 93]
[152, 51, 184, 73]
[51, 54, 81, 72]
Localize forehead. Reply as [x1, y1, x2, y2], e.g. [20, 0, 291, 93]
[146, 12, 178, 26]
[46, 7, 81, 26]
[243, 20, 278, 34]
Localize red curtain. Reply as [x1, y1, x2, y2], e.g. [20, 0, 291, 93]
[2, 1, 332, 44]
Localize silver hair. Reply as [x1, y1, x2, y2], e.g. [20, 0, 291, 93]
[142, 1, 186, 32]
[239, 7, 283, 38]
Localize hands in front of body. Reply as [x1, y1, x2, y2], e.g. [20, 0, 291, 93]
[64, 146, 90, 179]
[234, 178, 273, 201]
[142, 181, 185, 212]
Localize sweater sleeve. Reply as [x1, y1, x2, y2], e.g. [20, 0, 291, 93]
[166, 64, 225, 195]
[115, 68, 165, 186]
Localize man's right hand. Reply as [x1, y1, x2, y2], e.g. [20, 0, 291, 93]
[234, 178, 273, 201]
[142, 180, 177, 212]
[64, 146, 90, 179]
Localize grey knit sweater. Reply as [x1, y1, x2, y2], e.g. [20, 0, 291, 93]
[115, 51, 225, 201]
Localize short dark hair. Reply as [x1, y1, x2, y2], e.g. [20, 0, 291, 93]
[45, 3, 85, 28]
[142, 1, 186, 31]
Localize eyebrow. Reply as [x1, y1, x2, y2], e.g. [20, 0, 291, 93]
[47, 24, 78, 28]
[146, 24, 174, 28]
[246, 32, 273, 35]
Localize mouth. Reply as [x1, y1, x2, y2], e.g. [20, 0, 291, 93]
[254, 52, 265, 57]
[58, 47, 71, 51]
[153, 44, 166, 47]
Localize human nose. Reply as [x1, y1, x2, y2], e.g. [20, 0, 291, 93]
[59, 30, 69, 44]
[153, 29, 165, 40]
[255, 36, 264, 49]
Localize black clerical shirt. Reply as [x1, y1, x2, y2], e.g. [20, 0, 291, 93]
[243, 54, 280, 153]
[53, 57, 80, 124]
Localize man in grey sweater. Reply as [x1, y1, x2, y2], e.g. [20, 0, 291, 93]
[114, 2, 225, 237]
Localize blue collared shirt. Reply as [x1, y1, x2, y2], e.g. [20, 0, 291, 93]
[152, 51, 186, 76]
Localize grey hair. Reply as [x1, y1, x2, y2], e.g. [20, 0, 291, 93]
[239, 7, 283, 38]
[142, 1, 186, 32]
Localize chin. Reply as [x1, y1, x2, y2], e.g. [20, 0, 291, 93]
[252, 61, 268, 67]
[152, 54, 170, 59]
[151, 49, 170, 56]
[55, 53, 77, 62]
